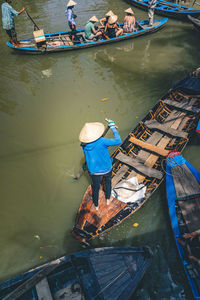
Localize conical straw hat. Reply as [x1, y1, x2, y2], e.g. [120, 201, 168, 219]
[89, 16, 99, 22]
[125, 8, 134, 15]
[79, 122, 105, 143]
[67, 0, 77, 7]
[106, 10, 114, 17]
[108, 15, 118, 24]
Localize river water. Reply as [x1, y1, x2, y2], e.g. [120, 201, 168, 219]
[0, 0, 200, 298]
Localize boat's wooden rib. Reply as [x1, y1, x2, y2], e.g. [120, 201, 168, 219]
[129, 0, 200, 20]
[72, 69, 200, 244]
[144, 119, 188, 138]
[0, 247, 152, 300]
[166, 152, 200, 299]
[6, 19, 168, 54]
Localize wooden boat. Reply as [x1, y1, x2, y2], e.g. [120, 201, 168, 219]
[166, 151, 200, 300]
[129, 0, 200, 20]
[72, 68, 200, 244]
[6, 19, 167, 54]
[0, 246, 152, 300]
[188, 15, 200, 32]
[196, 119, 200, 136]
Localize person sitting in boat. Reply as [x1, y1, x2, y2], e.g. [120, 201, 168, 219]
[1, 0, 25, 46]
[65, 0, 77, 40]
[99, 10, 114, 27]
[84, 16, 102, 40]
[104, 15, 123, 39]
[79, 120, 121, 210]
[148, 0, 157, 26]
[178, 230, 200, 266]
[123, 8, 135, 33]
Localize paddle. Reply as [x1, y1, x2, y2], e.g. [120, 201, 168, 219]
[25, 10, 40, 30]
[74, 119, 116, 180]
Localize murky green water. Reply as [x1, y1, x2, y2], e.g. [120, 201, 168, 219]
[0, 0, 200, 298]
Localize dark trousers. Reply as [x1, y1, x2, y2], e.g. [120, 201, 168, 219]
[90, 171, 112, 207]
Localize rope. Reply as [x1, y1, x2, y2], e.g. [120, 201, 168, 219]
[161, 156, 186, 178]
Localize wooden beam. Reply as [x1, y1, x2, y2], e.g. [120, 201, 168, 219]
[36, 278, 53, 300]
[164, 99, 200, 114]
[129, 135, 170, 156]
[144, 120, 188, 138]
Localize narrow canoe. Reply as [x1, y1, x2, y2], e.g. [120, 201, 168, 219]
[6, 19, 167, 54]
[72, 68, 200, 244]
[129, 0, 200, 20]
[188, 15, 200, 32]
[0, 246, 152, 300]
[166, 151, 200, 300]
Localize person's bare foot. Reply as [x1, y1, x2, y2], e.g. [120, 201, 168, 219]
[94, 205, 98, 211]
[106, 198, 112, 205]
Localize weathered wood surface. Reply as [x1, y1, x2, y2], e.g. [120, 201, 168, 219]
[2, 260, 60, 300]
[144, 119, 188, 138]
[164, 99, 200, 113]
[178, 196, 200, 233]
[129, 135, 170, 156]
[116, 152, 163, 179]
[35, 277, 53, 300]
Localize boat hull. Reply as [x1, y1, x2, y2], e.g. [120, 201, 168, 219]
[188, 15, 200, 32]
[0, 247, 152, 300]
[129, 0, 200, 20]
[6, 19, 167, 54]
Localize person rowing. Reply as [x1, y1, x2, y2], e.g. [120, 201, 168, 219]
[1, 0, 25, 46]
[84, 16, 102, 40]
[79, 120, 121, 210]
[99, 10, 114, 27]
[104, 15, 123, 39]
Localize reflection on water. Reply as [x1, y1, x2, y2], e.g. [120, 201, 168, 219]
[0, 0, 199, 299]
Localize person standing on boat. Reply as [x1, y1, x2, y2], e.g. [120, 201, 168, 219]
[1, 0, 25, 46]
[84, 16, 102, 40]
[79, 120, 121, 210]
[65, 0, 77, 40]
[148, 0, 157, 26]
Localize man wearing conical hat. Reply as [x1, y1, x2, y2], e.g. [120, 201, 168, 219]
[65, 0, 77, 40]
[84, 16, 102, 40]
[99, 10, 114, 27]
[79, 120, 121, 210]
[123, 8, 135, 33]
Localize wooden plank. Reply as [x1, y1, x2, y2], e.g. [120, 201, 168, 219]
[112, 165, 129, 186]
[63, 34, 73, 45]
[129, 135, 170, 156]
[144, 120, 188, 138]
[35, 278, 53, 300]
[164, 99, 200, 114]
[3, 259, 60, 300]
[116, 152, 163, 179]
[178, 196, 200, 233]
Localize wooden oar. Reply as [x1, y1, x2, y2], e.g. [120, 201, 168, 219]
[73, 125, 110, 180]
[25, 10, 40, 30]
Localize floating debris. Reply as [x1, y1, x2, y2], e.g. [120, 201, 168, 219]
[133, 223, 139, 227]
[41, 68, 52, 78]
[101, 97, 109, 102]
[34, 234, 40, 240]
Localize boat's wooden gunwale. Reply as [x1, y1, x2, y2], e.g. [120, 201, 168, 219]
[72, 89, 200, 243]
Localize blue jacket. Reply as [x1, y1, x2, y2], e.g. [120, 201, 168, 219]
[82, 128, 121, 175]
[1, 2, 18, 30]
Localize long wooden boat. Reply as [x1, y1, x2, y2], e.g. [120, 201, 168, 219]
[188, 15, 200, 32]
[0, 246, 152, 300]
[72, 68, 200, 244]
[166, 151, 200, 300]
[129, 0, 200, 20]
[6, 19, 167, 54]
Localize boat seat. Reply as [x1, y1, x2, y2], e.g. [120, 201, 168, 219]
[163, 99, 200, 114]
[36, 278, 53, 300]
[116, 152, 163, 179]
[144, 120, 188, 138]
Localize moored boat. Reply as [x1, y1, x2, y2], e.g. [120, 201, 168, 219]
[6, 19, 167, 54]
[166, 151, 200, 300]
[72, 68, 200, 244]
[129, 0, 200, 20]
[0, 247, 152, 300]
[188, 14, 200, 32]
